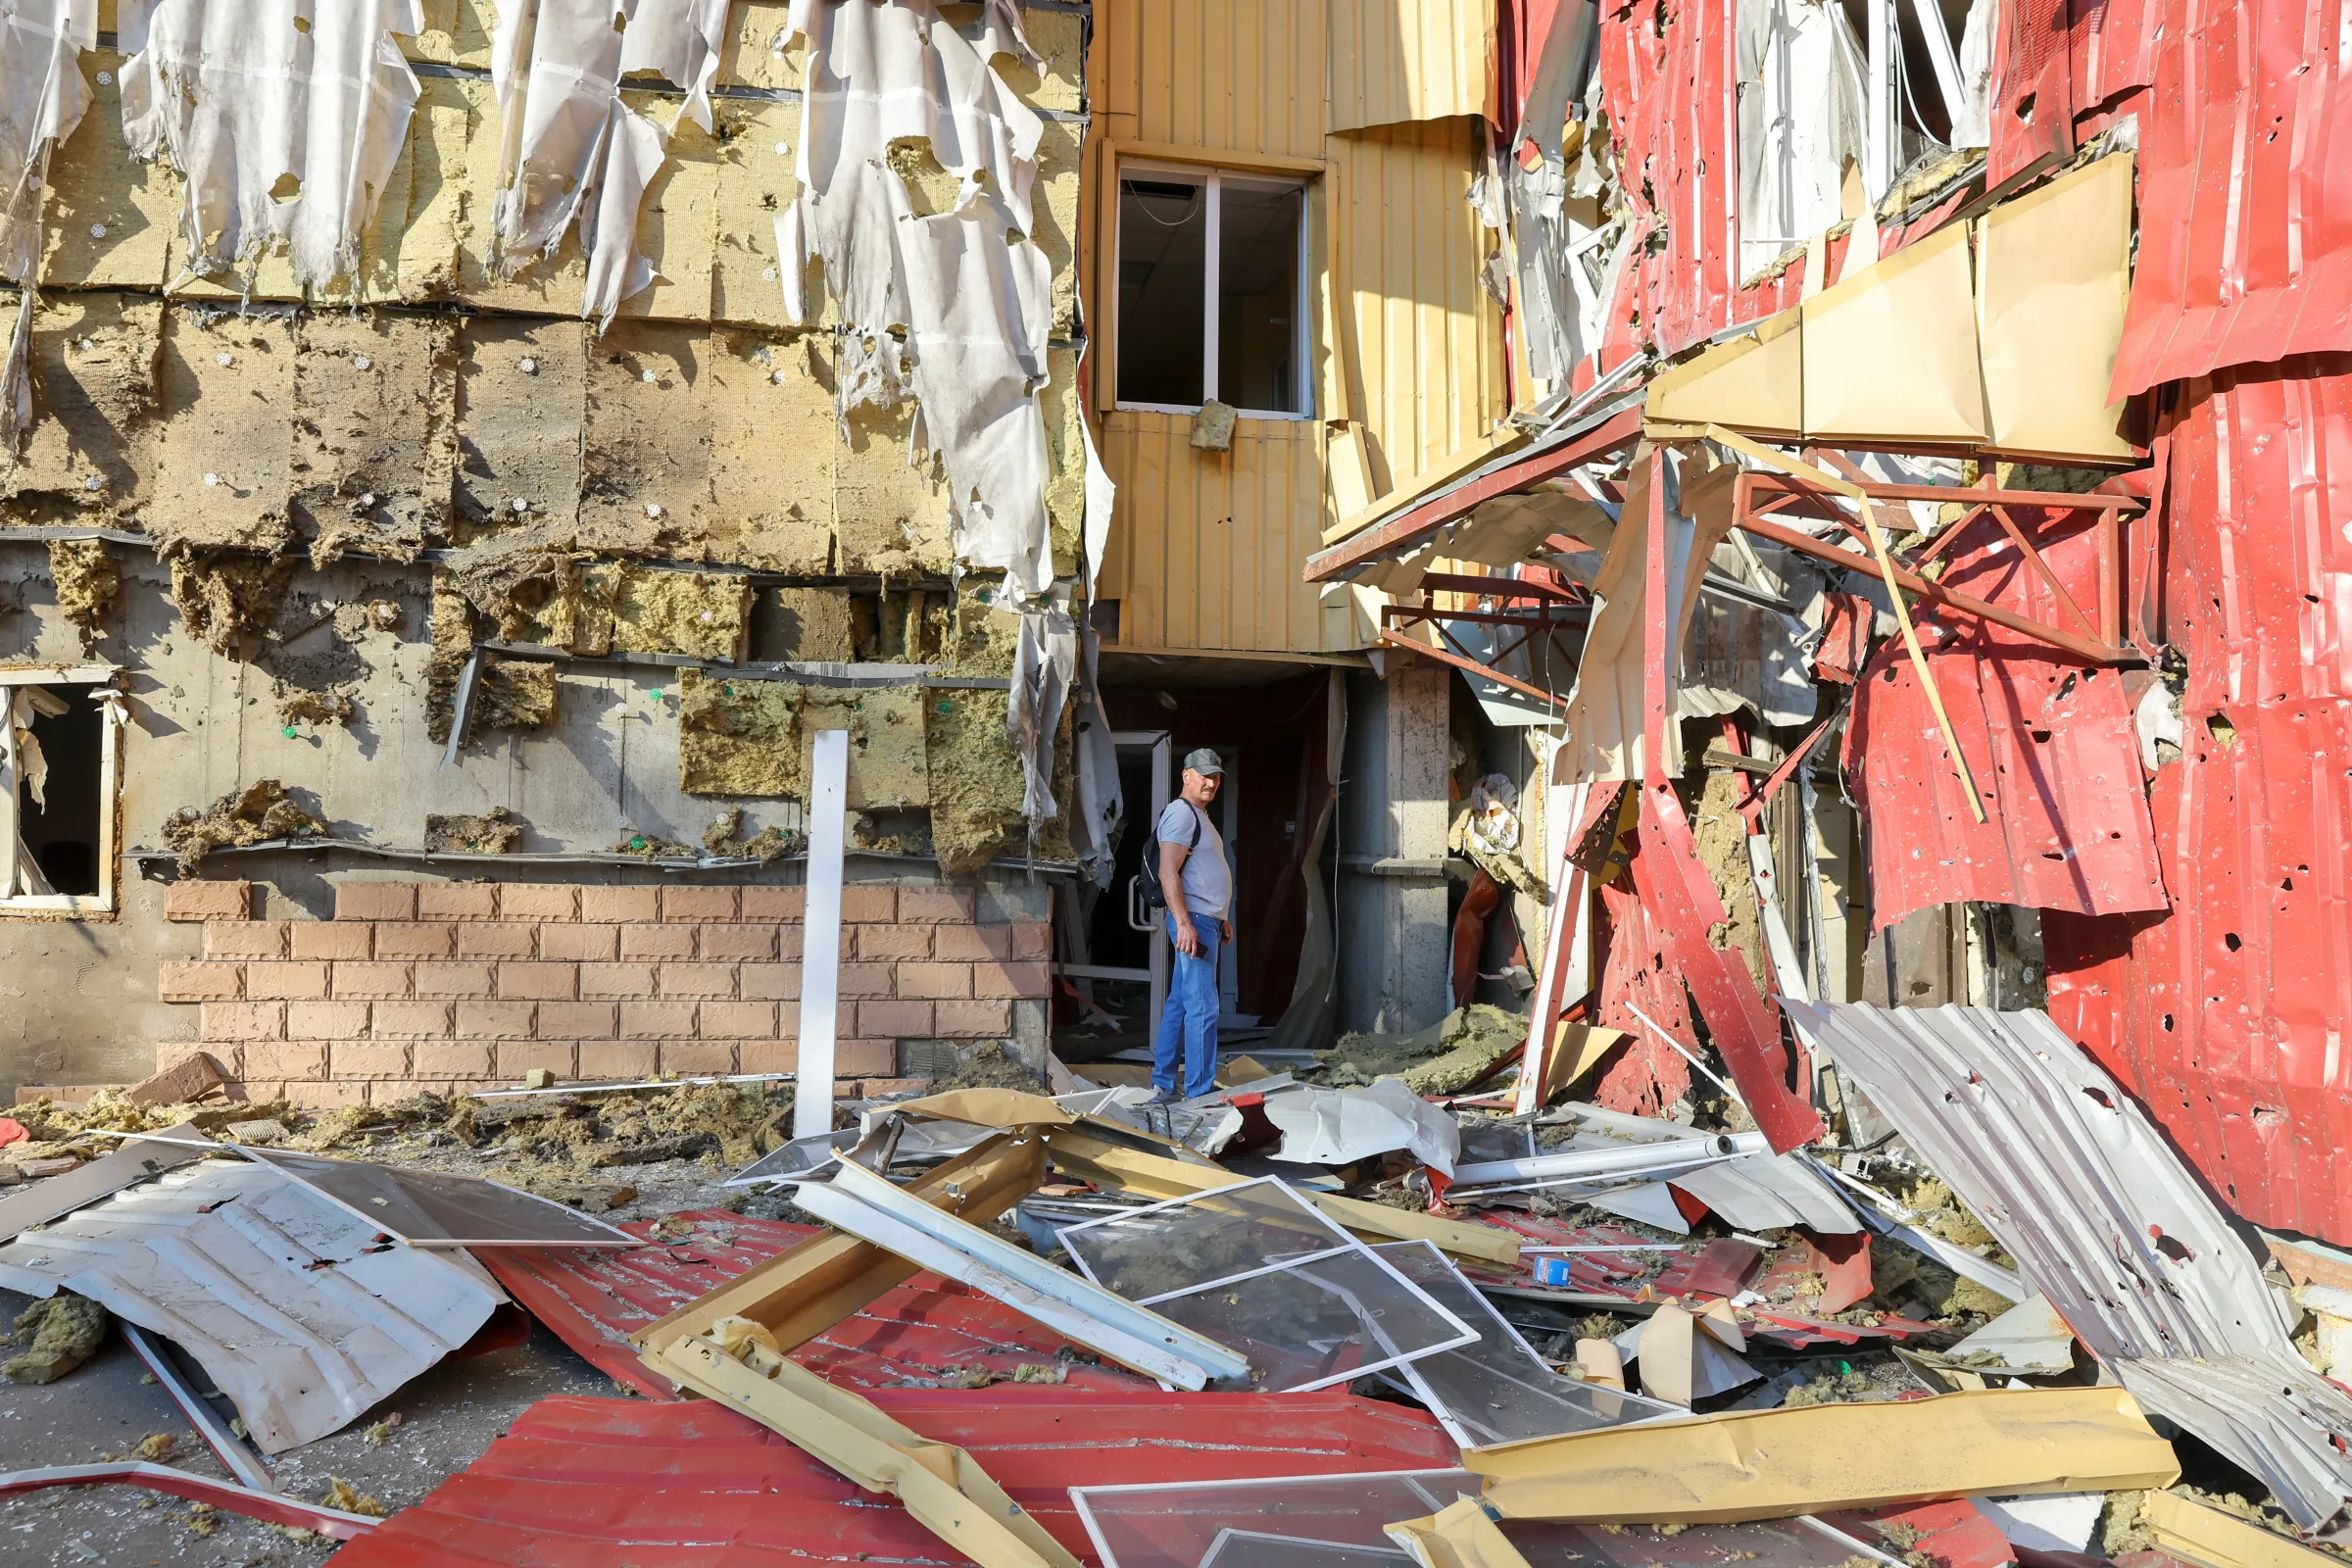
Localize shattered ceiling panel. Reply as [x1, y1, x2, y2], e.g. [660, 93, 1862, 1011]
[121, 0, 425, 293]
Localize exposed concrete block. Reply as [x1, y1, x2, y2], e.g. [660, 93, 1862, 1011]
[699, 925, 780, 961]
[494, 1041, 578, 1079]
[739, 1039, 799, 1073]
[662, 886, 740, 923]
[741, 886, 806, 922]
[159, 961, 243, 1003]
[372, 1003, 457, 1039]
[455, 1001, 539, 1039]
[835, 1040, 897, 1077]
[1008, 921, 1050, 959]
[619, 1001, 700, 1038]
[200, 1002, 285, 1042]
[838, 962, 897, 999]
[328, 1041, 411, 1079]
[737, 962, 802, 1002]
[931, 925, 1012, 961]
[243, 963, 331, 1002]
[412, 961, 497, 999]
[331, 962, 416, 1000]
[455, 923, 541, 958]
[581, 962, 661, 1000]
[859, 1000, 935, 1038]
[895, 962, 973, 1001]
[582, 887, 662, 924]
[933, 999, 1014, 1038]
[336, 884, 418, 922]
[416, 883, 499, 921]
[660, 1042, 739, 1075]
[413, 1043, 495, 1079]
[896, 886, 978, 924]
[202, 922, 288, 959]
[841, 885, 898, 923]
[620, 924, 697, 960]
[287, 1002, 371, 1040]
[541, 925, 620, 962]
[855, 925, 934, 961]
[580, 1041, 662, 1079]
[272, 1079, 371, 1108]
[501, 885, 581, 921]
[165, 878, 250, 923]
[496, 962, 579, 1001]
[654, 962, 738, 1000]
[290, 923, 373, 961]
[247, 1042, 328, 1082]
[970, 959, 1052, 1000]
[540, 1002, 621, 1040]
[698, 1001, 779, 1039]
[372, 921, 457, 959]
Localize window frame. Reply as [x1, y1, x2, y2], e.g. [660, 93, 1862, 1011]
[1, 663, 122, 917]
[1113, 162, 1315, 422]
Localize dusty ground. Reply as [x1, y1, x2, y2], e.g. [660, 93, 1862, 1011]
[0, 1292, 614, 1566]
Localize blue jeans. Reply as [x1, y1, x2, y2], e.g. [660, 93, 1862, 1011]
[1154, 911, 1221, 1100]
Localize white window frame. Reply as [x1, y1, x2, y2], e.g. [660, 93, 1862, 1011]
[1, 664, 122, 917]
[1114, 163, 1314, 421]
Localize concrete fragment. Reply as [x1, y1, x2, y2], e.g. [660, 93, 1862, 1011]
[125, 1051, 225, 1106]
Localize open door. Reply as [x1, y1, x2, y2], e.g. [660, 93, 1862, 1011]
[1064, 731, 1171, 1056]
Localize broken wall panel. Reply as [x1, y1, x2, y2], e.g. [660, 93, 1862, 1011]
[2113, 1, 2352, 398]
[1842, 514, 2166, 933]
[2043, 698, 2352, 1247]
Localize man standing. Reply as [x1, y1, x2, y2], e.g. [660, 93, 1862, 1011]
[1153, 748, 1232, 1103]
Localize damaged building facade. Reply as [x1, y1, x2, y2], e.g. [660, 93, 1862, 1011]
[0, 0, 1099, 1102]
[0, 0, 2346, 1275]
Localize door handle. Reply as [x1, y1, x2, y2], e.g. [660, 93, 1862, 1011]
[1126, 875, 1155, 933]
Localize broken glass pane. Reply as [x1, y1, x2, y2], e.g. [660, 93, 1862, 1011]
[1371, 1240, 1681, 1445]
[1118, 174, 1207, 406]
[1072, 1470, 1474, 1568]
[1055, 1179, 1477, 1393]
[1073, 1470, 1898, 1568]
[239, 1147, 640, 1248]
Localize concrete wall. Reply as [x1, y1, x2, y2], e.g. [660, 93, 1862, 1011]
[1335, 662, 1452, 1034]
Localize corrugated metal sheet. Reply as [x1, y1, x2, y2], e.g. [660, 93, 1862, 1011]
[1097, 415, 1350, 653]
[479, 1211, 1161, 1398]
[1331, 118, 1511, 496]
[2113, 3, 2352, 398]
[1785, 1000, 2352, 1534]
[327, 1390, 1461, 1568]
[2041, 358, 2352, 1247]
[1842, 513, 2167, 932]
[1327, 0, 1494, 133]
[0, 1158, 504, 1453]
[1097, 0, 1329, 160]
[2155, 358, 2352, 710]
[2043, 700, 2352, 1242]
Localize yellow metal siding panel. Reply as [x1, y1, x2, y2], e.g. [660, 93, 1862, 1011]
[1112, 0, 1329, 160]
[1331, 119, 1506, 500]
[1103, 415, 1344, 655]
[1329, 0, 1494, 133]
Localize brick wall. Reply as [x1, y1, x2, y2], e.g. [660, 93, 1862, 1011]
[156, 880, 1051, 1107]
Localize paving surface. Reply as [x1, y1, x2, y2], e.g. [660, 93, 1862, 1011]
[0, 1286, 615, 1568]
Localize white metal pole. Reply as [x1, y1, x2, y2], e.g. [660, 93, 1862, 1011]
[794, 728, 851, 1140]
[1865, 0, 1895, 201]
[1201, 172, 1221, 404]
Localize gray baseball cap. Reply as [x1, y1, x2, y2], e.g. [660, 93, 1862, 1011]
[1183, 747, 1225, 776]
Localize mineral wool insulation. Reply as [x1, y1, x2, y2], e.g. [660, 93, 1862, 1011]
[490, 0, 730, 326]
[118, 0, 422, 291]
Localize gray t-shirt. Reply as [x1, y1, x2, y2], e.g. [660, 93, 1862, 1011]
[1156, 799, 1231, 919]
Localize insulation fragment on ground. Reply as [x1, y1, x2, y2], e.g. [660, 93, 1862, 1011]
[2, 1291, 109, 1385]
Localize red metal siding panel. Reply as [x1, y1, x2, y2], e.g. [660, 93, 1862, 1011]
[480, 1213, 1157, 1398]
[328, 1391, 1461, 1568]
[1842, 515, 2169, 932]
[2113, 0, 2352, 398]
[2045, 701, 2352, 1243]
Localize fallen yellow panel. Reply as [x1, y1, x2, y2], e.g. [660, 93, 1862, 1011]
[1468, 1386, 2180, 1523]
[897, 1088, 1077, 1128]
[1645, 308, 1803, 437]
[2143, 1490, 2337, 1568]
[1977, 153, 2136, 463]
[1800, 220, 1988, 447]
[649, 1333, 1083, 1568]
[1388, 1498, 1538, 1568]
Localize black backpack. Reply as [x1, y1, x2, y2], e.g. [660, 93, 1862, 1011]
[1138, 801, 1202, 912]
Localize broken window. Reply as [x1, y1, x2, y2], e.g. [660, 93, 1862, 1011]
[1735, 0, 1993, 276]
[1116, 170, 1309, 417]
[1, 671, 122, 914]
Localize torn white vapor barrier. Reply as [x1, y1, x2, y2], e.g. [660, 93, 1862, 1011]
[0, 1157, 505, 1452]
[0, 0, 94, 446]
[119, 0, 422, 292]
[779, 0, 1058, 595]
[1054, 1177, 1481, 1394]
[488, 0, 730, 325]
[1007, 597, 1077, 832]
[1787, 1001, 2352, 1536]
[1263, 1079, 1463, 1177]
